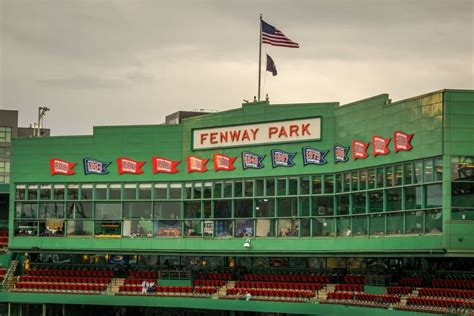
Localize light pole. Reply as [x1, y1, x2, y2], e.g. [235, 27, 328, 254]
[37, 107, 50, 136]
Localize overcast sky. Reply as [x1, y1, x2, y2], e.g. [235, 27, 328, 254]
[1, 0, 473, 136]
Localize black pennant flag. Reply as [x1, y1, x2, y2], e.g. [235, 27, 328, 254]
[266, 54, 277, 76]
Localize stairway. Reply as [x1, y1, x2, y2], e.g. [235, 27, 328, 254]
[107, 278, 125, 295]
[3, 260, 19, 291]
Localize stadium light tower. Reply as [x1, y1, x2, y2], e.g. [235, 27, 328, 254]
[37, 107, 50, 136]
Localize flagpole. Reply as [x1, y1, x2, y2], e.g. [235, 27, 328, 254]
[258, 14, 262, 101]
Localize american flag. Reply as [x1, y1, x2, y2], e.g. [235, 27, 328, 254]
[261, 20, 299, 48]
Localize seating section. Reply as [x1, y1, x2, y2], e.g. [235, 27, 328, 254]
[399, 277, 423, 287]
[242, 273, 329, 284]
[432, 278, 474, 289]
[14, 275, 110, 294]
[386, 286, 412, 296]
[118, 285, 217, 296]
[235, 281, 322, 291]
[418, 288, 474, 299]
[226, 288, 315, 301]
[197, 272, 231, 281]
[326, 292, 399, 305]
[334, 284, 364, 292]
[343, 275, 365, 285]
[193, 279, 225, 287]
[405, 297, 474, 311]
[129, 271, 159, 279]
[0, 230, 8, 252]
[26, 267, 114, 278]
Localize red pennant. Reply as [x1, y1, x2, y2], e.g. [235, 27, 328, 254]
[213, 154, 236, 171]
[50, 158, 76, 175]
[393, 131, 414, 152]
[116, 157, 145, 175]
[372, 135, 391, 156]
[152, 156, 180, 174]
[352, 140, 369, 160]
[187, 155, 208, 173]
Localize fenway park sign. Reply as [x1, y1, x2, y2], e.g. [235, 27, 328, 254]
[192, 117, 321, 150]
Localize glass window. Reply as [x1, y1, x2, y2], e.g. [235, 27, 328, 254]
[256, 219, 275, 237]
[277, 197, 297, 217]
[404, 162, 413, 185]
[194, 183, 203, 199]
[80, 184, 93, 200]
[385, 166, 393, 187]
[14, 220, 38, 236]
[312, 196, 333, 216]
[344, 172, 351, 192]
[169, 183, 181, 199]
[123, 220, 153, 237]
[434, 157, 443, 181]
[203, 220, 214, 237]
[452, 182, 474, 207]
[312, 175, 322, 194]
[425, 184, 442, 208]
[67, 201, 92, 219]
[300, 176, 310, 195]
[16, 185, 26, 200]
[266, 178, 275, 196]
[39, 202, 64, 219]
[359, 170, 367, 190]
[123, 202, 152, 219]
[234, 181, 242, 197]
[425, 210, 442, 234]
[40, 185, 51, 200]
[414, 160, 422, 184]
[353, 215, 367, 236]
[351, 192, 366, 214]
[213, 182, 223, 198]
[352, 171, 359, 191]
[369, 214, 385, 235]
[424, 159, 433, 183]
[324, 175, 334, 194]
[95, 221, 121, 236]
[16, 203, 37, 218]
[244, 180, 254, 197]
[299, 218, 310, 237]
[451, 157, 474, 181]
[95, 202, 121, 220]
[235, 199, 253, 218]
[109, 184, 121, 200]
[235, 219, 253, 237]
[154, 201, 181, 219]
[214, 220, 233, 237]
[394, 164, 402, 186]
[185, 183, 192, 199]
[278, 219, 298, 237]
[28, 185, 38, 200]
[255, 179, 264, 196]
[95, 185, 107, 200]
[39, 220, 64, 237]
[336, 194, 349, 215]
[155, 183, 168, 200]
[288, 177, 298, 195]
[51, 185, 62, 200]
[386, 188, 402, 211]
[184, 201, 201, 218]
[124, 184, 136, 199]
[312, 218, 335, 237]
[335, 174, 343, 193]
[387, 212, 404, 235]
[256, 198, 274, 217]
[223, 181, 233, 198]
[203, 182, 212, 199]
[368, 169, 375, 189]
[406, 211, 423, 234]
[376, 168, 384, 188]
[405, 186, 423, 210]
[277, 178, 287, 196]
[67, 184, 79, 200]
[337, 217, 352, 236]
[203, 201, 211, 218]
[299, 197, 310, 216]
[0, 127, 12, 142]
[138, 184, 152, 199]
[155, 220, 181, 237]
[369, 191, 384, 213]
[214, 200, 231, 218]
[184, 220, 202, 237]
[67, 220, 93, 236]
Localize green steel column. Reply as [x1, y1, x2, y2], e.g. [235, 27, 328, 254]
[442, 154, 451, 250]
[42, 304, 46, 316]
[7, 302, 10, 316]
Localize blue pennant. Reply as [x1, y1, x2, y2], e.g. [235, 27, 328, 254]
[334, 144, 349, 163]
[271, 149, 296, 168]
[302, 147, 328, 166]
[83, 158, 111, 175]
[241, 151, 265, 169]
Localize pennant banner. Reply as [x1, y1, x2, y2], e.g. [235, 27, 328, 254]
[242, 151, 265, 169]
[334, 144, 349, 163]
[271, 149, 296, 168]
[302, 147, 328, 165]
[187, 155, 209, 173]
[213, 154, 236, 171]
[372, 135, 391, 156]
[394, 131, 413, 152]
[83, 158, 111, 175]
[152, 156, 180, 174]
[117, 157, 145, 175]
[50, 158, 76, 175]
[352, 140, 369, 160]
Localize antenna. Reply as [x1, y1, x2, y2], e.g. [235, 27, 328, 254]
[37, 107, 50, 137]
